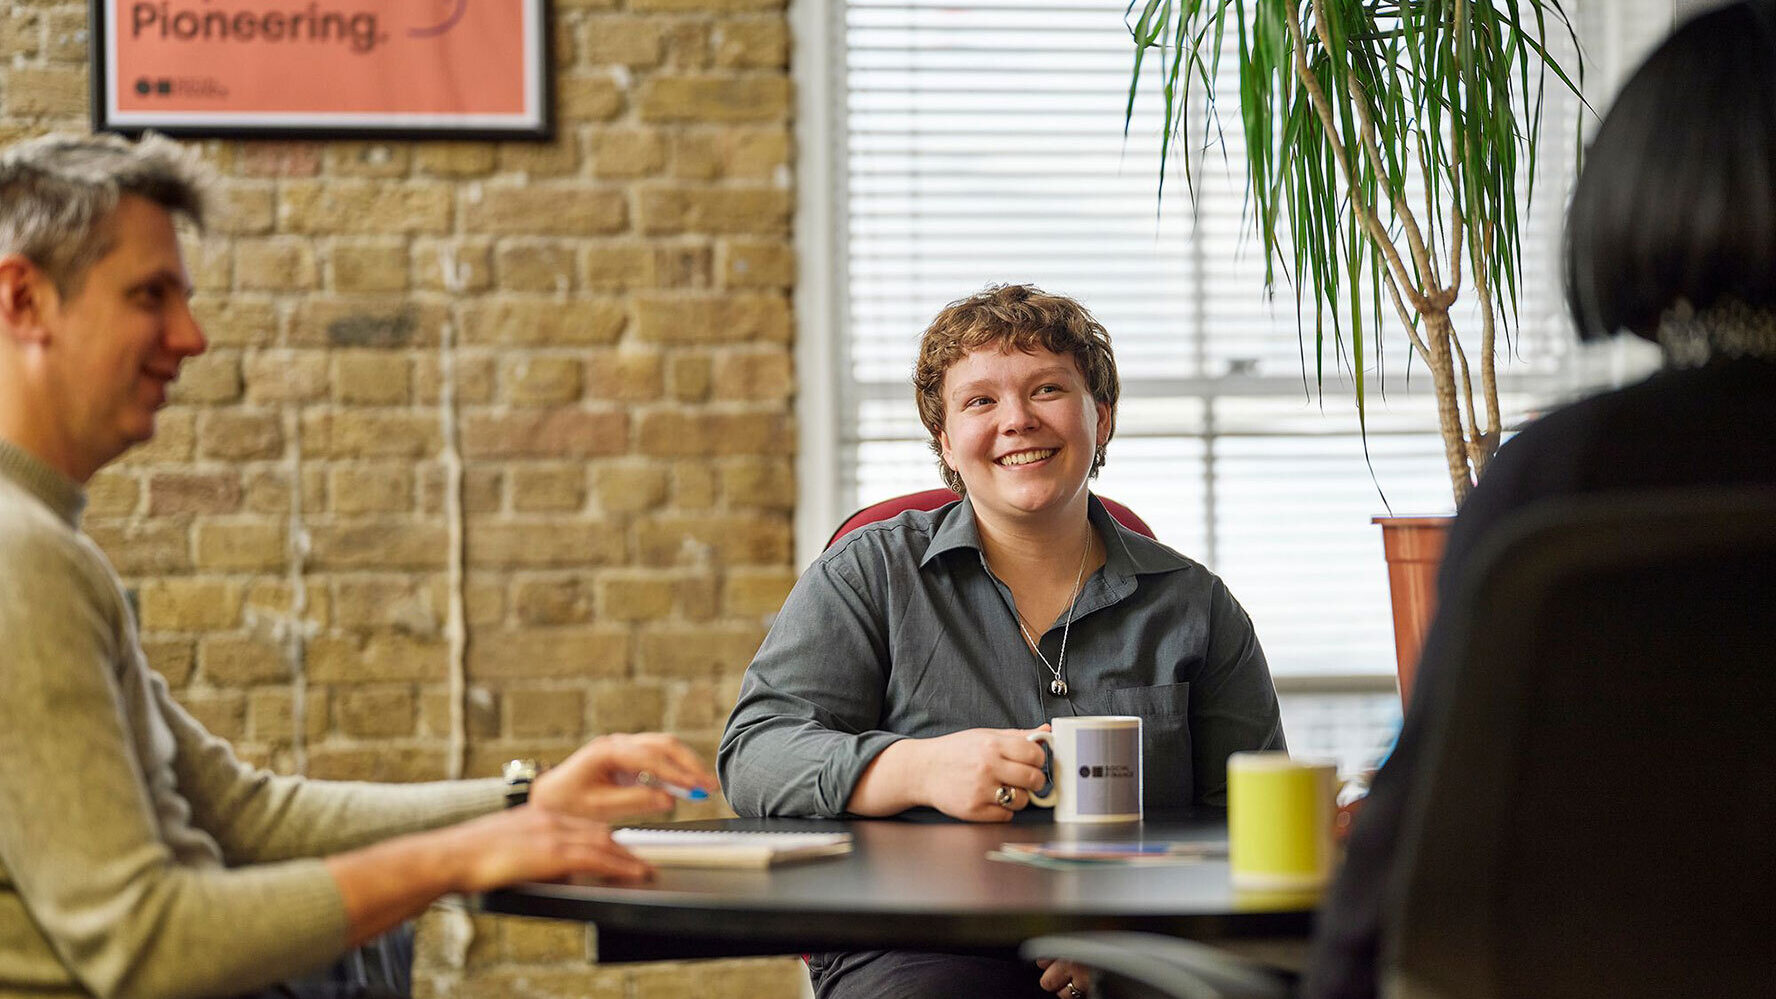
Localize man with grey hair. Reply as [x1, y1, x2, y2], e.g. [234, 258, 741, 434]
[0, 133, 716, 999]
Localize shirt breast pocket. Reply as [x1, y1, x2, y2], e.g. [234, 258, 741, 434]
[1106, 682, 1193, 809]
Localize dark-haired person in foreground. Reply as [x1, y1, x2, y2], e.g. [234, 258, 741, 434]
[0, 133, 716, 999]
[1303, 5, 1776, 996]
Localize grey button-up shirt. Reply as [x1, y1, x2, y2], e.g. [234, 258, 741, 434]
[718, 496, 1285, 818]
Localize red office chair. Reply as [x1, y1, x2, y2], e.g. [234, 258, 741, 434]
[827, 488, 1155, 548]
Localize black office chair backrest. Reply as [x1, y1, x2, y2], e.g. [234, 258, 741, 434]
[1388, 488, 1776, 999]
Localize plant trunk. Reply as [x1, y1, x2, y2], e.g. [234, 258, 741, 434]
[1424, 307, 1474, 506]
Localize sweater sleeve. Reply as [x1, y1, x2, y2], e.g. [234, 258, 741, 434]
[0, 529, 344, 999]
[159, 680, 505, 865]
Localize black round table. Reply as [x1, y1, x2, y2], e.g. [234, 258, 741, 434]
[479, 812, 1319, 963]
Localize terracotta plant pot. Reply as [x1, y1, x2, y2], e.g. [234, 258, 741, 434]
[1373, 516, 1452, 706]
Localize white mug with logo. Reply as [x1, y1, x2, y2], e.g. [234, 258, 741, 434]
[1027, 715, 1143, 823]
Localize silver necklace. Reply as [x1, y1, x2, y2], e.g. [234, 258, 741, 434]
[1004, 524, 1093, 698]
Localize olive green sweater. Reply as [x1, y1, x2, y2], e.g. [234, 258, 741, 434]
[0, 440, 505, 999]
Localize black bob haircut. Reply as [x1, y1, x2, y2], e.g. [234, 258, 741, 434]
[1565, 0, 1776, 341]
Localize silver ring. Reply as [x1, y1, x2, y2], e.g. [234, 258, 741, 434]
[1066, 984, 1085, 999]
[994, 784, 1016, 808]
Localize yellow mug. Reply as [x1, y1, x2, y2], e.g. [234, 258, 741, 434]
[1226, 752, 1338, 891]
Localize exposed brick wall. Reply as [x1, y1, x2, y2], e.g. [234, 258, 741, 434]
[2, 1, 804, 994]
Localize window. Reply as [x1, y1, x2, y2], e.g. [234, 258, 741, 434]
[796, 0, 1673, 768]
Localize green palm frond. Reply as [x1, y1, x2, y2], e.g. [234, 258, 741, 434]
[1127, 0, 1583, 502]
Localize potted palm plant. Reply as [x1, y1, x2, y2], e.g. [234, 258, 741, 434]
[1126, 1, 1583, 695]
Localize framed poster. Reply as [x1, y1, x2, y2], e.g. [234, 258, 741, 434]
[90, 0, 551, 139]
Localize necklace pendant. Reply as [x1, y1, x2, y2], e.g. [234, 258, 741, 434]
[1050, 678, 1069, 697]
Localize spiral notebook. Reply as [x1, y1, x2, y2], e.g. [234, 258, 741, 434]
[611, 828, 854, 869]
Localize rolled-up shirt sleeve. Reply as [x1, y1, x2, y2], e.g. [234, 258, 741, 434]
[718, 553, 908, 817]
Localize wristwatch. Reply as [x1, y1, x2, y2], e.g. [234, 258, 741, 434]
[502, 758, 540, 808]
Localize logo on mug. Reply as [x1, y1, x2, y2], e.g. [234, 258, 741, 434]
[1028, 716, 1143, 822]
[1077, 764, 1134, 779]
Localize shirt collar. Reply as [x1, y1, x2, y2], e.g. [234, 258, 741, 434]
[921, 494, 983, 566]
[922, 492, 1194, 579]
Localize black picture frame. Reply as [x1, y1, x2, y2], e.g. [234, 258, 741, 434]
[89, 0, 553, 141]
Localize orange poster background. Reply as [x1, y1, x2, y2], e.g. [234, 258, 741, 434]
[111, 0, 529, 115]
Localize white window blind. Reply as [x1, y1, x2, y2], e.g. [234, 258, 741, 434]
[813, 0, 1673, 680]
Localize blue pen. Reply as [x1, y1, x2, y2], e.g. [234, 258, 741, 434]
[635, 770, 709, 801]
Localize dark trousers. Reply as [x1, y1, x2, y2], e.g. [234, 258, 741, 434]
[234, 924, 414, 999]
[808, 949, 1053, 999]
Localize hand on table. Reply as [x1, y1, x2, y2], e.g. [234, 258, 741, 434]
[530, 732, 719, 820]
[328, 802, 654, 947]
[915, 726, 1051, 822]
[440, 805, 653, 892]
[1037, 957, 1091, 998]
